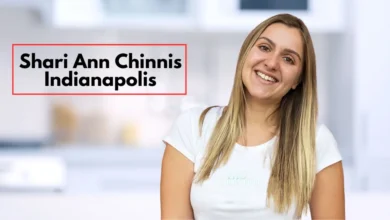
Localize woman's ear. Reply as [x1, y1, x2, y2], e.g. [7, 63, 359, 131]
[292, 72, 303, 90]
[291, 79, 300, 90]
[292, 84, 298, 90]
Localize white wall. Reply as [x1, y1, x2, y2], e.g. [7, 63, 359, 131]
[0, 7, 50, 141]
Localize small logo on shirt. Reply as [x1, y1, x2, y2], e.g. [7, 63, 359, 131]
[226, 176, 263, 186]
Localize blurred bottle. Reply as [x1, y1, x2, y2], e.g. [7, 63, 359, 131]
[51, 103, 78, 146]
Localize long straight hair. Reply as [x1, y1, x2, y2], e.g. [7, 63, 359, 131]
[194, 14, 318, 218]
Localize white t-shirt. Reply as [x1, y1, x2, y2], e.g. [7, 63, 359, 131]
[163, 106, 342, 220]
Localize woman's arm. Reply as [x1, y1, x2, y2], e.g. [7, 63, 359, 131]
[160, 144, 195, 220]
[310, 161, 346, 219]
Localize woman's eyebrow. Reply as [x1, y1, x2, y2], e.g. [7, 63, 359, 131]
[258, 36, 302, 61]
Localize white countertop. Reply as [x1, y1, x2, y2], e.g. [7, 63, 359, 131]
[1, 191, 390, 220]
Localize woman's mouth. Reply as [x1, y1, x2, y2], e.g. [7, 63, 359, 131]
[255, 71, 278, 84]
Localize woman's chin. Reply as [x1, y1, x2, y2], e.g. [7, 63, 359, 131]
[246, 90, 280, 103]
[249, 89, 271, 98]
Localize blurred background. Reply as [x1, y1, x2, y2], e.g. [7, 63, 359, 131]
[0, 0, 390, 219]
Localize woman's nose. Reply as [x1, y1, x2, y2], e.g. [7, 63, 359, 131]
[264, 55, 279, 71]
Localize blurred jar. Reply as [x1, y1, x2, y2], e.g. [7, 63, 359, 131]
[51, 103, 78, 146]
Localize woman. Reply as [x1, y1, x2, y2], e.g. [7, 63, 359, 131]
[160, 13, 345, 220]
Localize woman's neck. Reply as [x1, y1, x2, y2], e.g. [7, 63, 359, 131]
[244, 97, 280, 134]
[237, 99, 279, 146]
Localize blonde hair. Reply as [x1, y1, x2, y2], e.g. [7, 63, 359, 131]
[194, 14, 318, 218]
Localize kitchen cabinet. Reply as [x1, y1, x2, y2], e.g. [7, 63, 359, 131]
[351, 0, 390, 191]
[50, 0, 345, 33]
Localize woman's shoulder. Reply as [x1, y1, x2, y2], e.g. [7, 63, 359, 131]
[316, 124, 335, 140]
[163, 105, 224, 162]
[315, 124, 342, 173]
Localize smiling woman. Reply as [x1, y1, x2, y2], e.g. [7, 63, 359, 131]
[160, 13, 345, 220]
[242, 23, 304, 102]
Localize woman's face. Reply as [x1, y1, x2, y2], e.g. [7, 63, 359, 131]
[242, 23, 304, 103]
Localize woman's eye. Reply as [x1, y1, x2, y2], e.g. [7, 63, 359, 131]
[259, 45, 270, 51]
[284, 57, 294, 64]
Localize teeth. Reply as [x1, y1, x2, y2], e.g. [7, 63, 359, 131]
[256, 71, 276, 82]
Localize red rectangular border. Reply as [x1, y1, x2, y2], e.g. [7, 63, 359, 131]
[12, 43, 188, 96]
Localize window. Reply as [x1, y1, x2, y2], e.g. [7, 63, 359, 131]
[240, 0, 308, 10]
